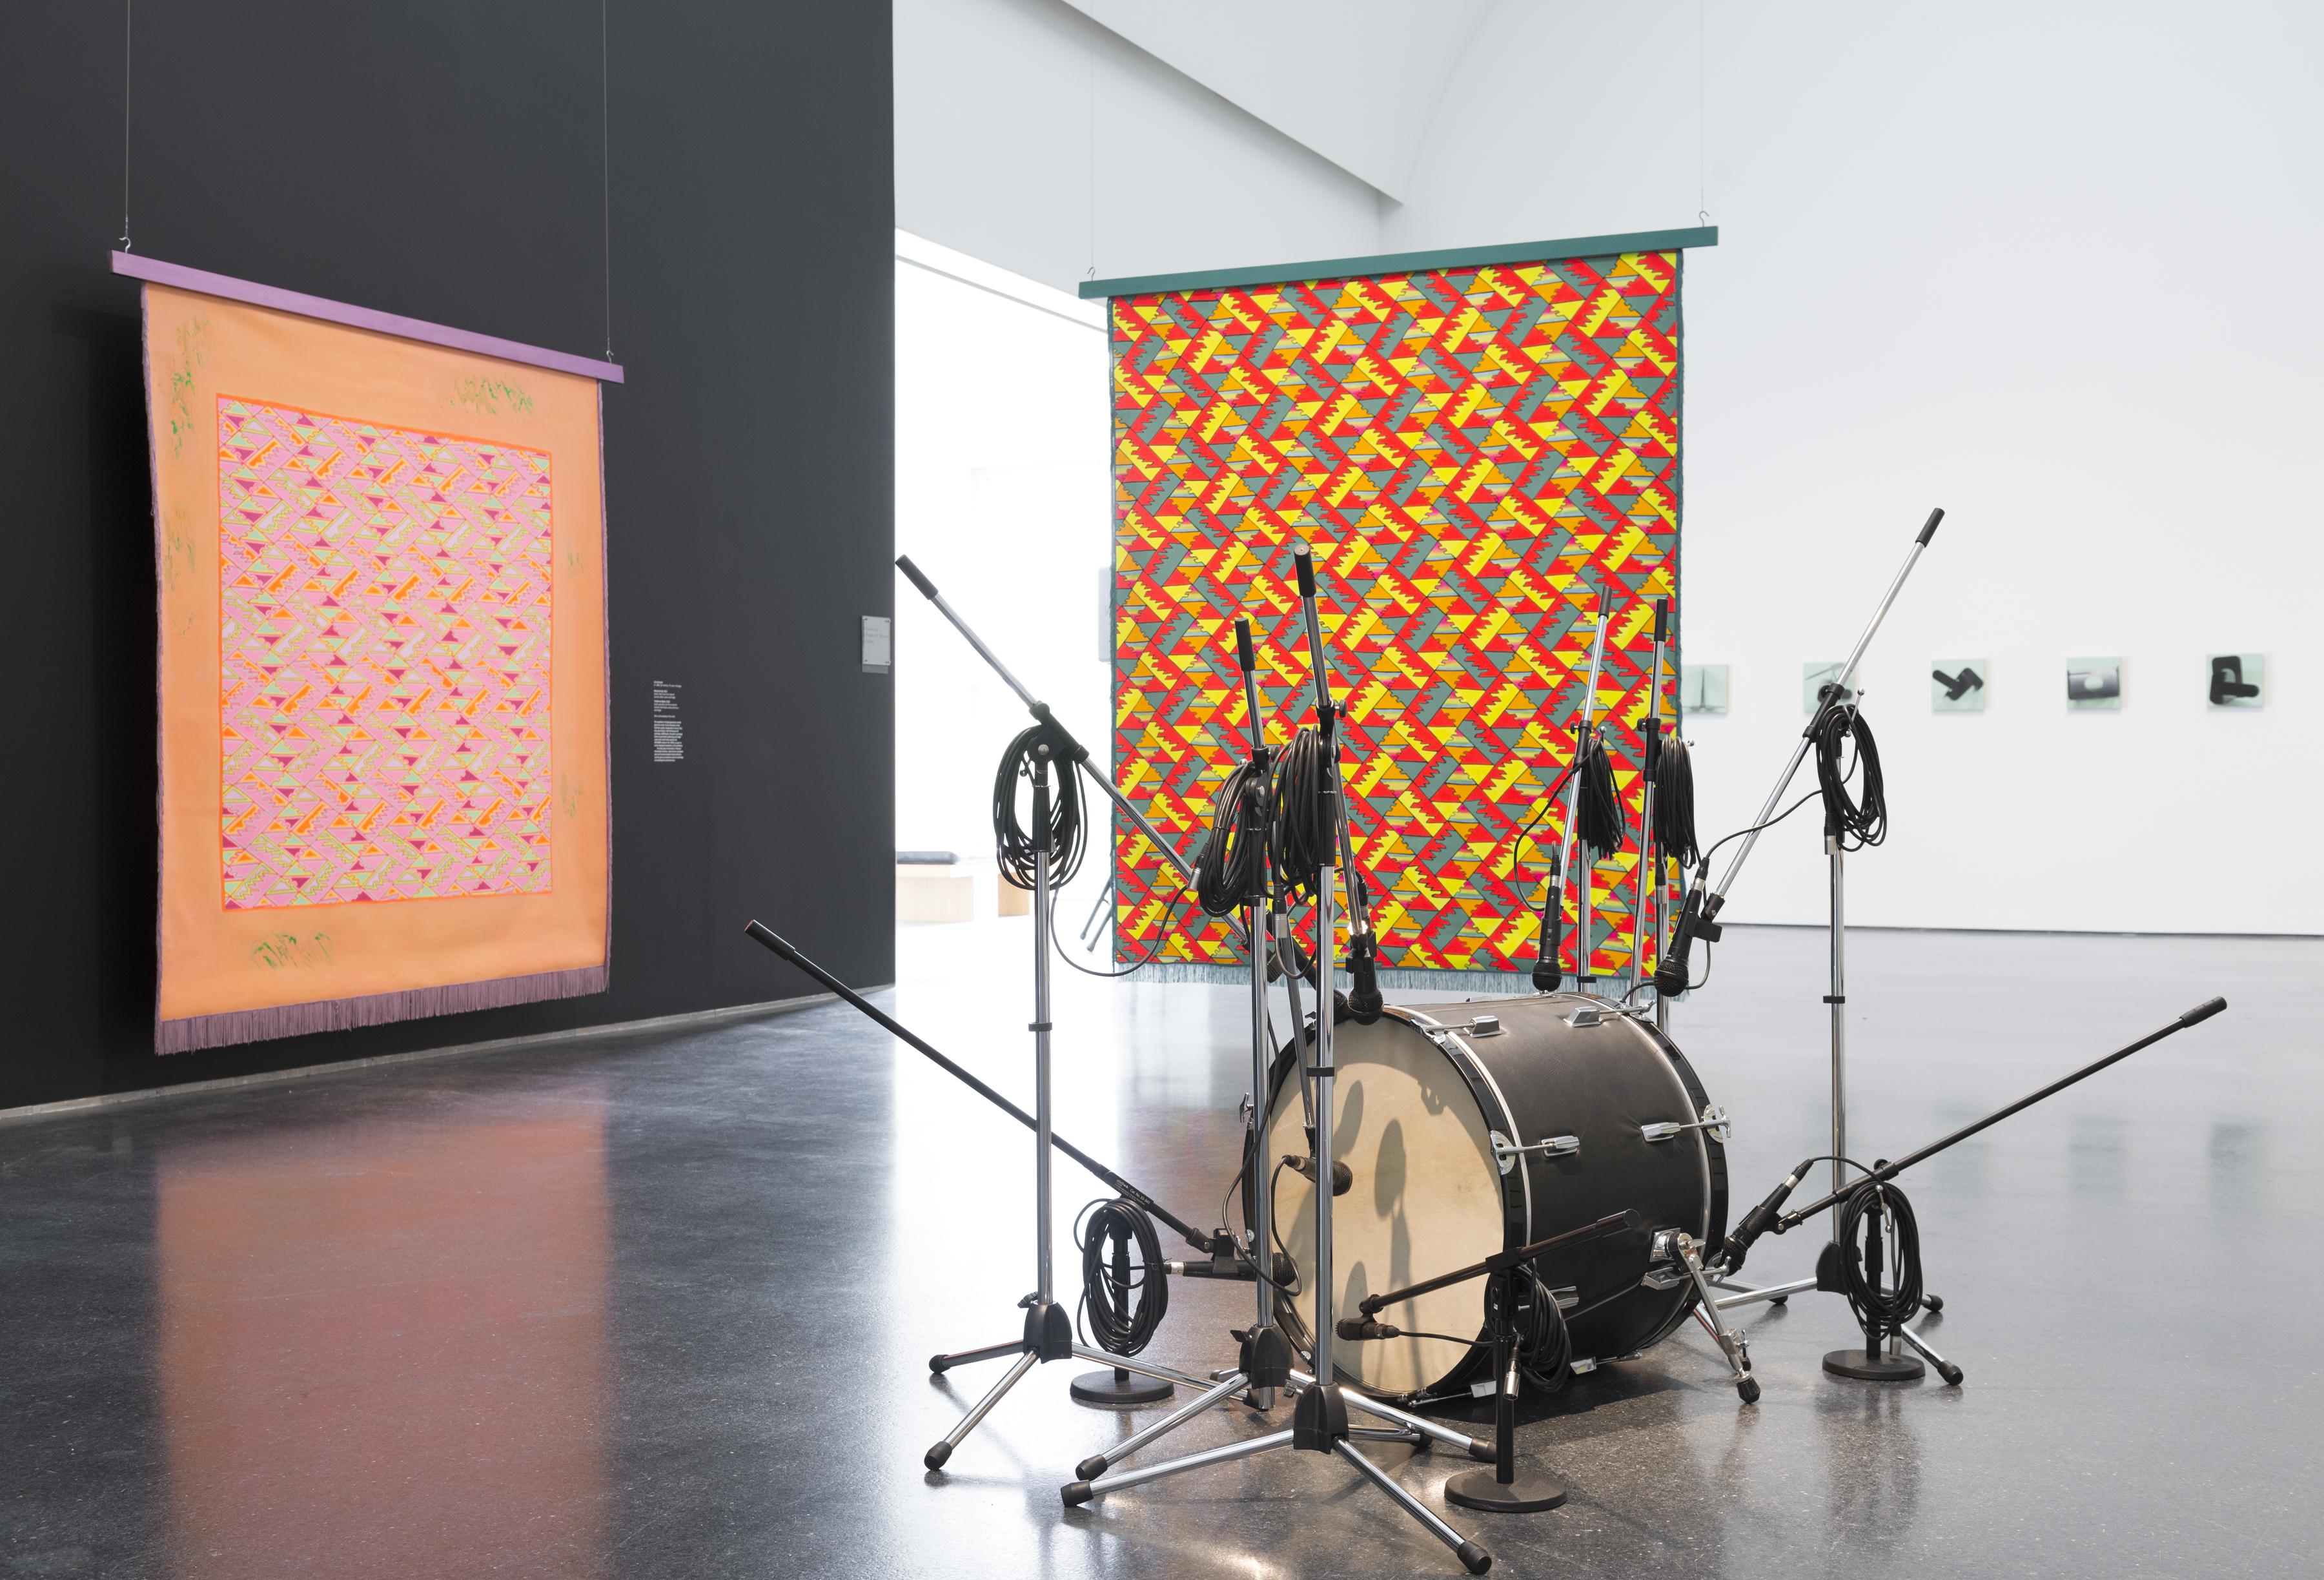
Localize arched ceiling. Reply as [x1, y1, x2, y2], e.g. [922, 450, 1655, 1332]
[1059, 0, 1504, 201]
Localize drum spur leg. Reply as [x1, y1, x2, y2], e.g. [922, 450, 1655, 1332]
[1658, 1230, 1762, 1404]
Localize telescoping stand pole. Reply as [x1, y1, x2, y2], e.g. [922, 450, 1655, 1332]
[1552, 579, 1615, 996]
[1064, 547, 1495, 1577]
[1658, 509, 1942, 1331]
[912, 735, 1170, 1468]
[1629, 598, 1671, 1019]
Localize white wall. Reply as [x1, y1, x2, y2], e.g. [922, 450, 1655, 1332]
[892, 234, 1116, 921]
[895, 0, 2324, 934]
[894, 0, 1383, 293]
[1388, 1, 2324, 933]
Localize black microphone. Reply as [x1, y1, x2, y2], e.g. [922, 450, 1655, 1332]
[1346, 927, 1383, 1023]
[1654, 867, 1719, 996]
[1336, 1316, 1402, 1341]
[1294, 542, 1317, 599]
[1719, 1158, 1815, 1273]
[1531, 852, 1563, 992]
[1287, 1152, 1353, 1196]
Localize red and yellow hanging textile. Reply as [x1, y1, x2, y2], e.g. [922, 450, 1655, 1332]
[1108, 249, 1682, 977]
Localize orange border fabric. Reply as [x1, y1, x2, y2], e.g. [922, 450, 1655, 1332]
[146, 284, 609, 1052]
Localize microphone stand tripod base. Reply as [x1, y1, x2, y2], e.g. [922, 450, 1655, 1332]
[1822, 1346, 1925, 1382]
[1445, 1465, 1567, 1513]
[1070, 1368, 1175, 1407]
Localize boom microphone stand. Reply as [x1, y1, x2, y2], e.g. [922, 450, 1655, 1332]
[1551, 577, 1615, 996]
[912, 733, 1190, 1467]
[1655, 509, 1946, 1370]
[1064, 604, 1492, 1493]
[1063, 548, 1497, 1576]
[1715, 998, 2228, 1380]
[1629, 598, 1673, 1021]
[1340, 1211, 1632, 1513]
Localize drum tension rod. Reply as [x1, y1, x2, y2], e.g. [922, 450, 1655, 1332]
[1641, 1105, 1732, 1144]
[1488, 1131, 1580, 1175]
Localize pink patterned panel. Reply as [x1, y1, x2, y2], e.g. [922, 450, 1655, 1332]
[218, 398, 554, 908]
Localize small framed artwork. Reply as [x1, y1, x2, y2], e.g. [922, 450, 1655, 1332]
[2066, 657, 2123, 710]
[1802, 661, 1856, 713]
[1681, 663, 1729, 714]
[2207, 653, 2263, 708]
[1931, 659, 1988, 712]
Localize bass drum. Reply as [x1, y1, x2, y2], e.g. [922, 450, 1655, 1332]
[1259, 993, 1728, 1403]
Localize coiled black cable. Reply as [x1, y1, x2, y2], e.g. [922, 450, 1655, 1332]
[1810, 705, 1888, 849]
[1271, 726, 1331, 903]
[1651, 734, 1699, 872]
[1492, 1267, 1576, 1391]
[1194, 756, 1270, 917]
[1574, 734, 1624, 855]
[1075, 1197, 1168, 1357]
[992, 724, 1086, 889]
[1831, 1174, 1924, 1343]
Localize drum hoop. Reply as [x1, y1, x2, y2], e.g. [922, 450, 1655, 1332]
[1391, 1005, 1531, 1245]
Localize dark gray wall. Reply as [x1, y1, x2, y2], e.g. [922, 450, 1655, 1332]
[0, 1, 895, 1109]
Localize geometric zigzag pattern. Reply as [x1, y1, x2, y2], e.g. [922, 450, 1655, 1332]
[218, 397, 554, 908]
[1111, 252, 1680, 976]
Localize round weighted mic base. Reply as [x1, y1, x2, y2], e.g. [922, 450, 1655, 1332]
[1823, 1346, 1925, 1382]
[1445, 1466, 1567, 1514]
[1069, 1367, 1174, 1407]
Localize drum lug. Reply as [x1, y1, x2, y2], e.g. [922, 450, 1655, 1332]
[1642, 1104, 1732, 1144]
[1489, 1130, 1581, 1175]
[1562, 1004, 1607, 1029]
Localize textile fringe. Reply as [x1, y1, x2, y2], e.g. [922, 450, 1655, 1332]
[156, 964, 608, 1055]
[1115, 959, 1542, 997]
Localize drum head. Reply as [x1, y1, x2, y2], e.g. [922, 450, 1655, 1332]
[1264, 1013, 1505, 1397]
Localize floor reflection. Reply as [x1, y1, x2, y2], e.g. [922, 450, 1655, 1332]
[154, 1091, 609, 1580]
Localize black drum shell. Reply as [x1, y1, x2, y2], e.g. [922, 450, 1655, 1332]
[1254, 992, 1728, 1402]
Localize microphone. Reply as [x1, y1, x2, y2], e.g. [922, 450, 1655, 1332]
[1346, 927, 1383, 1023]
[1287, 1152, 1353, 1196]
[1531, 852, 1563, 992]
[1718, 1158, 1815, 1273]
[1294, 542, 1317, 599]
[1336, 1316, 1403, 1341]
[1653, 867, 1719, 996]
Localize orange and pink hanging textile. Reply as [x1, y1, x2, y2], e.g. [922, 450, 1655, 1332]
[1106, 247, 1686, 978]
[135, 261, 613, 1052]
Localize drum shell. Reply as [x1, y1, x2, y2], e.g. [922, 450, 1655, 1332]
[1256, 993, 1729, 1402]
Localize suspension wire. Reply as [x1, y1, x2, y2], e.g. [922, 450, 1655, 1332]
[600, 0, 613, 358]
[118, 1, 133, 249]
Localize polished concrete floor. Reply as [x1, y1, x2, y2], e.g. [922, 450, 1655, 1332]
[4, 923, 2319, 1579]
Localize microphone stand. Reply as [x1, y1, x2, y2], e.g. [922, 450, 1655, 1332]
[1660, 510, 1945, 1364]
[902, 734, 1201, 1466]
[1711, 997, 2228, 1380]
[1551, 576, 1615, 995]
[1341, 1212, 1633, 1513]
[1629, 598, 1672, 1020]
[1063, 551, 1499, 1578]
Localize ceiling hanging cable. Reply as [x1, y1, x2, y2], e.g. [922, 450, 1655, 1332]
[118, 0, 133, 250]
[600, 0, 614, 360]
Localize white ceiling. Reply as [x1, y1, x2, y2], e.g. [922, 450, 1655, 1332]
[1059, 0, 1503, 201]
